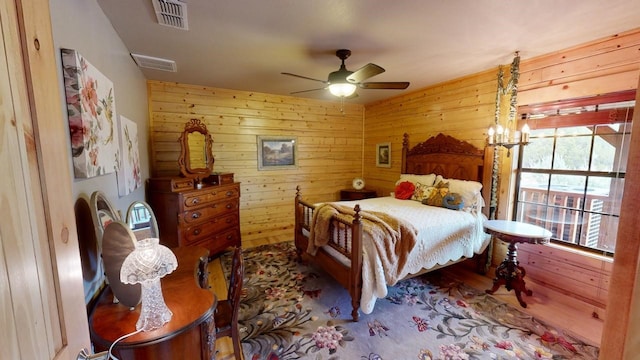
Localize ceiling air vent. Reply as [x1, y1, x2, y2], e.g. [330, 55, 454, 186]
[151, 0, 188, 30]
[130, 54, 177, 72]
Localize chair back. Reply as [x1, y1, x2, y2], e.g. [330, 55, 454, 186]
[228, 247, 244, 325]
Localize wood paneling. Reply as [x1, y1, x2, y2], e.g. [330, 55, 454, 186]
[148, 81, 364, 247]
[148, 27, 640, 332]
[363, 68, 497, 197]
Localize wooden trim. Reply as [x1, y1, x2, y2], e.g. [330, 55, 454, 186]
[599, 74, 640, 359]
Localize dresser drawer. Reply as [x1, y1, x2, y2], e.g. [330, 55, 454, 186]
[181, 213, 239, 245]
[189, 227, 241, 255]
[182, 186, 240, 209]
[180, 200, 239, 225]
[148, 177, 195, 192]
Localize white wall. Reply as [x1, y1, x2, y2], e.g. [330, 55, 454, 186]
[49, 0, 149, 303]
[49, 0, 149, 214]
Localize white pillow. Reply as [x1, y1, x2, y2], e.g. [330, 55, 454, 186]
[436, 177, 483, 209]
[395, 173, 437, 187]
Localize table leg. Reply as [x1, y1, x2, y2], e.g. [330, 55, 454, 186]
[485, 241, 532, 308]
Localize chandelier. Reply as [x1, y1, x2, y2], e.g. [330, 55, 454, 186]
[486, 51, 530, 153]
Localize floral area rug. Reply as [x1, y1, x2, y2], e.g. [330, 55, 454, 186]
[220, 242, 599, 360]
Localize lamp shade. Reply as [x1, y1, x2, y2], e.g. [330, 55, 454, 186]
[121, 238, 178, 331]
[328, 83, 357, 97]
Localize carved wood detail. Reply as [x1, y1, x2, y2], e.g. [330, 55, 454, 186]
[406, 133, 484, 157]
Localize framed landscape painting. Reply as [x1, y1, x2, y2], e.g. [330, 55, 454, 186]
[257, 136, 297, 170]
[61, 48, 119, 178]
[376, 142, 391, 167]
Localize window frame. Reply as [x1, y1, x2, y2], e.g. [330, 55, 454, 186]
[514, 90, 636, 256]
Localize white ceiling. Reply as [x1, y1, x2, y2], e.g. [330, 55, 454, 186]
[97, 0, 640, 105]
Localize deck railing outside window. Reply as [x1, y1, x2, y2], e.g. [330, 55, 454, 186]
[516, 186, 616, 253]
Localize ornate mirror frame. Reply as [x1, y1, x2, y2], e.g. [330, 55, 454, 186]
[178, 118, 214, 181]
[125, 201, 159, 241]
[89, 190, 121, 246]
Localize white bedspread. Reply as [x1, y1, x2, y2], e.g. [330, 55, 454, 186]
[322, 196, 489, 314]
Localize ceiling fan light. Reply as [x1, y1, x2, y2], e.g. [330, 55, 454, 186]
[329, 83, 357, 97]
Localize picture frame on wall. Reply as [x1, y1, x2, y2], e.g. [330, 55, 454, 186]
[257, 136, 298, 170]
[116, 115, 142, 196]
[60, 48, 120, 179]
[376, 142, 391, 168]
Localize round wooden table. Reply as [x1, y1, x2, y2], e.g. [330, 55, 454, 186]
[483, 220, 551, 308]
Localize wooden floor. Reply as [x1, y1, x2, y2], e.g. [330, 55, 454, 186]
[209, 241, 603, 359]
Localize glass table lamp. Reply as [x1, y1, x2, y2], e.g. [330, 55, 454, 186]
[120, 238, 178, 331]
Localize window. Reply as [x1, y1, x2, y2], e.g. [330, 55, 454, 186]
[514, 91, 635, 255]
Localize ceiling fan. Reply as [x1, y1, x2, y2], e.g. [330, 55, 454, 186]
[282, 49, 410, 98]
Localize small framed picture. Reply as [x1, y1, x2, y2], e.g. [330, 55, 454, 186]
[376, 142, 391, 168]
[257, 136, 298, 170]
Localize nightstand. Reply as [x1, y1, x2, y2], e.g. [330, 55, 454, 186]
[340, 189, 377, 201]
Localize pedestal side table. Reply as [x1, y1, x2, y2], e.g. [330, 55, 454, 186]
[483, 220, 551, 308]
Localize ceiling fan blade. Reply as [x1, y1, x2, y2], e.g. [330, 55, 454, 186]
[359, 81, 410, 90]
[290, 87, 327, 94]
[281, 72, 328, 84]
[346, 63, 385, 83]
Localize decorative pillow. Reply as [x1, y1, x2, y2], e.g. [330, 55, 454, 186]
[435, 176, 483, 209]
[411, 182, 436, 201]
[422, 180, 449, 206]
[442, 193, 465, 210]
[394, 181, 416, 200]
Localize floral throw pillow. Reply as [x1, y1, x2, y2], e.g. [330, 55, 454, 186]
[411, 182, 436, 201]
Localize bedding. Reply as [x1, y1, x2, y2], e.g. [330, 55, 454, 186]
[308, 196, 489, 314]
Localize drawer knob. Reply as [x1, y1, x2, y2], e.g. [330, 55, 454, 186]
[226, 234, 233, 240]
[226, 203, 232, 209]
[193, 229, 201, 235]
[191, 212, 201, 219]
[192, 198, 200, 204]
[225, 191, 233, 197]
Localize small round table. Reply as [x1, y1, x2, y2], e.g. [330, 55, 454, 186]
[483, 220, 551, 308]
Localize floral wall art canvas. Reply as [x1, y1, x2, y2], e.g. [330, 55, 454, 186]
[61, 48, 119, 178]
[116, 115, 142, 196]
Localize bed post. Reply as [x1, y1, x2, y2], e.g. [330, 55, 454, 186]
[401, 133, 410, 173]
[350, 204, 363, 322]
[294, 186, 304, 261]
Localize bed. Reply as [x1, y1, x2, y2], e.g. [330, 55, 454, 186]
[294, 133, 494, 321]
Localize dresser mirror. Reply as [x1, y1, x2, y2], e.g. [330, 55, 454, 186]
[90, 191, 121, 244]
[125, 201, 159, 241]
[178, 118, 214, 181]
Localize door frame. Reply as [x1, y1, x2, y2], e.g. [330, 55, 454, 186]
[1, 0, 90, 358]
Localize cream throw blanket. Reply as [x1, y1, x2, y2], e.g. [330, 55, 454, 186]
[308, 203, 419, 313]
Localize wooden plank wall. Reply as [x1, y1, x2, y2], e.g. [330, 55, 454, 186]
[363, 28, 640, 315]
[514, 28, 640, 316]
[147, 27, 639, 314]
[363, 68, 499, 196]
[147, 81, 364, 248]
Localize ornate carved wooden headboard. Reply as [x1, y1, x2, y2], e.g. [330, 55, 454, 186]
[401, 133, 493, 216]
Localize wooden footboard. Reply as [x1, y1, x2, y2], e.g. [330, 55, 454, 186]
[294, 186, 364, 321]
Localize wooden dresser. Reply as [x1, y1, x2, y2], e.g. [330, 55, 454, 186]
[148, 176, 241, 257]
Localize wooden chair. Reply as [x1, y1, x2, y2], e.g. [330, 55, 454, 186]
[215, 246, 244, 359]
